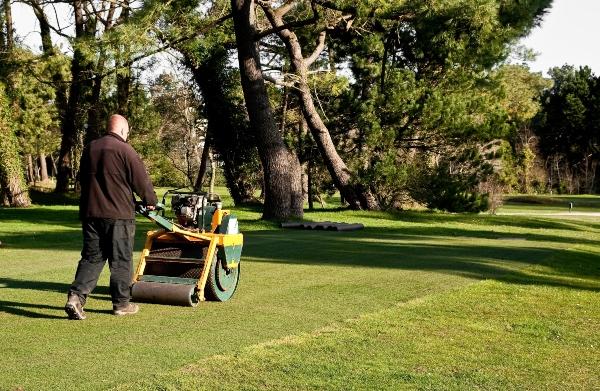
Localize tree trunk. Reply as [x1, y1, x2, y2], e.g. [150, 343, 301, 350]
[55, 1, 95, 193]
[30, 154, 36, 183]
[307, 160, 314, 210]
[116, 3, 131, 116]
[87, 1, 125, 144]
[31, 1, 70, 132]
[301, 163, 308, 203]
[194, 140, 211, 192]
[184, 52, 258, 204]
[115, 0, 131, 118]
[31, 0, 51, 51]
[188, 61, 256, 205]
[39, 153, 48, 182]
[0, 89, 31, 207]
[556, 156, 561, 193]
[50, 155, 57, 178]
[231, 0, 303, 219]
[209, 150, 216, 194]
[591, 160, 598, 193]
[3, 0, 13, 50]
[34, 159, 40, 183]
[85, 58, 105, 145]
[25, 155, 33, 184]
[298, 118, 308, 203]
[55, 76, 83, 192]
[116, 65, 132, 116]
[0, 4, 5, 50]
[261, 9, 379, 210]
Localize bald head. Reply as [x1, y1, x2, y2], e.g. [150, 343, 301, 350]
[107, 114, 129, 140]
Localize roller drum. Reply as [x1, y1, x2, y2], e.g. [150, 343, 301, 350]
[131, 281, 199, 307]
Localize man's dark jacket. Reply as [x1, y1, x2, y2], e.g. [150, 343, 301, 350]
[79, 133, 157, 220]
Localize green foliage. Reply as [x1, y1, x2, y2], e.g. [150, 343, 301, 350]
[482, 65, 551, 194]
[535, 65, 600, 193]
[318, 0, 552, 209]
[126, 78, 189, 187]
[360, 151, 411, 209]
[493, 139, 520, 190]
[148, 73, 205, 186]
[71, 0, 174, 71]
[7, 49, 63, 156]
[495, 64, 551, 127]
[0, 0, 558, 211]
[149, 157, 188, 187]
[0, 82, 31, 206]
[518, 144, 537, 192]
[374, 0, 551, 72]
[114, 0, 555, 210]
[324, 64, 513, 209]
[536, 65, 599, 161]
[409, 148, 493, 212]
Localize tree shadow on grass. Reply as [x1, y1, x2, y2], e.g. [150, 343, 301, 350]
[28, 189, 80, 206]
[0, 204, 157, 232]
[504, 195, 600, 207]
[0, 300, 113, 319]
[0, 277, 110, 296]
[306, 208, 599, 233]
[0, 225, 155, 251]
[272, 220, 599, 247]
[243, 229, 600, 292]
[2, 204, 599, 319]
[0, 206, 81, 228]
[359, 225, 600, 246]
[2, 222, 596, 253]
[0, 278, 113, 318]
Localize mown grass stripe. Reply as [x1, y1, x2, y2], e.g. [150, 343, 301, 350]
[114, 279, 599, 391]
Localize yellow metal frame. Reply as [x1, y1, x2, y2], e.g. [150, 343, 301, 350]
[132, 208, 243, 302]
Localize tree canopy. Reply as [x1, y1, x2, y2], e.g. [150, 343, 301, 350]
[3, 0, 597, 215]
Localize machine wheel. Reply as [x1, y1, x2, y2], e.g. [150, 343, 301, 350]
[205, 254, 240, 302]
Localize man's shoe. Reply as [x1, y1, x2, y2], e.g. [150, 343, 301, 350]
[112, 303, 139, 316]
[65, 294, 86, 320]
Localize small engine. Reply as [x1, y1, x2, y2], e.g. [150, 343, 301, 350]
[171, 194, 203, 228]
[170, 192, 223, 230]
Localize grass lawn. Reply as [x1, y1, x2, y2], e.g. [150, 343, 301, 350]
[0, 189, 599, 390]
[500, 194, 600, 214]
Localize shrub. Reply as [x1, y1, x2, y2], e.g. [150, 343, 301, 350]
[409, 149, 492, 213]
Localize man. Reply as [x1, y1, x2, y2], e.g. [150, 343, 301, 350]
[65, 114, 157, 320]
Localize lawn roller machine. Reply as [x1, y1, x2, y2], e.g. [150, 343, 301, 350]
[132, 189, 242, 306]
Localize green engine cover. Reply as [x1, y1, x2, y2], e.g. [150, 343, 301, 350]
[200, 206, 216, 231]
[219, 214, 239, 234]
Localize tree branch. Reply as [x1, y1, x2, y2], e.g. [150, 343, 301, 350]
[305, 30, 326, 66]
[263, 72, 296, 88]
[275, 0, 298, 18]
[15, 11, 233, 87]
[312, 0, 356, 15]
[104, 0, 117, 29]
[255, 1, 319, 41]
[312, 0, 414, 21]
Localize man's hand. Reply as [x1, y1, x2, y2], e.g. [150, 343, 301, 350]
[146, 205, 156, 211]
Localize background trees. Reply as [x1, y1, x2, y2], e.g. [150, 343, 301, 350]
[534, 65, 600, 194]
[1, 0, 598, 216]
